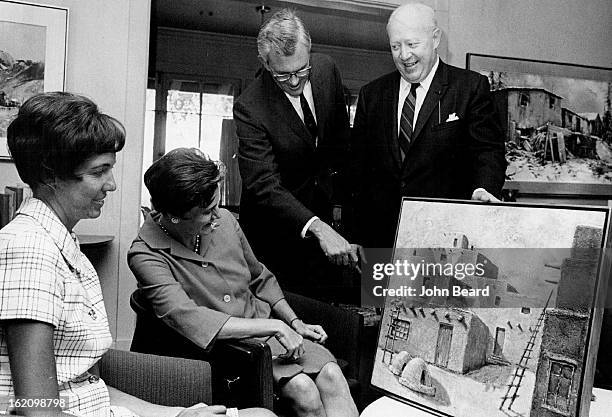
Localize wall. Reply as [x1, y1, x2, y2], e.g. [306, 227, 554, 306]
[446, 0, 612, 69]
[155, 27, 396, 94]
[0, 0, 150, 349]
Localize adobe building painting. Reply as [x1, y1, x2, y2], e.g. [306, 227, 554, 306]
[371, 200, 608, 417]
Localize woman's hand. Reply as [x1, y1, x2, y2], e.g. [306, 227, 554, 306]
[273, 320, 304, 361]
[292, 320, 328, 344]
[176, 404, 227, 416]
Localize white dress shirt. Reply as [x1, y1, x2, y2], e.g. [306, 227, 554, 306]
[283, 82, 321, 237]
[285, 81, 317, 125]
[396, 56, 439, 137]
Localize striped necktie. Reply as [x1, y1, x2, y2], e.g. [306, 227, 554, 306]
[399, 83, 419, 160]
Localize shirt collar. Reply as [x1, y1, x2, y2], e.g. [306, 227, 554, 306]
[400, 55, 440, 94]
[284, 80, 312, 103]
[138, 211, 204, 262]
[17, 197, 81, 268]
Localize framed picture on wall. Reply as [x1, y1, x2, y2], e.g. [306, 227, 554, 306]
[466, 53, 612, 200]
[371, 197, 611, 417]
[0, 0, 68, 160]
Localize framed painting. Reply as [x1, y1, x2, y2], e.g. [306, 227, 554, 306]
[0, 0, 68, 160]
[370, 197, 611, 417]
[466, 53, 612, 199]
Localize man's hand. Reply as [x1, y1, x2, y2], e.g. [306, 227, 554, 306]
[308, 219, 359, 266]
[471, 188, 500, 202]
[292, 319, 328, 344]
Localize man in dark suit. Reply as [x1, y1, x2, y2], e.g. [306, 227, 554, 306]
[234, 9, 358, 301]
[352, 3, 507, 249]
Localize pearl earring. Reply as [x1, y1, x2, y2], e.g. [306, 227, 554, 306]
[170, 217, 180, 224]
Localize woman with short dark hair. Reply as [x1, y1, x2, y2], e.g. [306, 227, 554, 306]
[129, 147, 358, 417]
[0, 93, 271, 417]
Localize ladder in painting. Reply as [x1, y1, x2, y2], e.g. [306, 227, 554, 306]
[381, 307, 401, 364]
[499, 290, 553, 410]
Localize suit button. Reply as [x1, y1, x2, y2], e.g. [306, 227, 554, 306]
[223, 294, 231, 303]
[401, 181, 407, 188]
[88, 374, 100, 384]
[202, 262, 208, 268]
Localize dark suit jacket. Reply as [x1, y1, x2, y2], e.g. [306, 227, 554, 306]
[352, 60, 507, 248]
[233, 53, 350, 295]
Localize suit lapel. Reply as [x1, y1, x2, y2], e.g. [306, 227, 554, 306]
[311, 61, 327, 144]
[412, 61, 449, 142]
[140, 215, 203, 263]
[263, 71, 315, 150]
[385, 72, 402, 170]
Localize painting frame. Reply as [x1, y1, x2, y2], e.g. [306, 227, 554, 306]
[370, 197, 612, 417]
[0, 0, 68, 160]
[466, 53, 612, 199]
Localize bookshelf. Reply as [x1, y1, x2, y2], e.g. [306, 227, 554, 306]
[77, 234, 115, 247]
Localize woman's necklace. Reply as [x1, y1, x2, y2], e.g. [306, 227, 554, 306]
[157, 221, 200, 254]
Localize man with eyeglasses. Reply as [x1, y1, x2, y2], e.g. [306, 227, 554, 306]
[234, 8, 358, 302]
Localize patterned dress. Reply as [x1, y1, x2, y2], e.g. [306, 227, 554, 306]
[0, 198, 135, 417]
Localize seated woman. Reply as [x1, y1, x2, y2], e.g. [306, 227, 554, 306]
[0, 93, 272, 417]
[128, 148, 359, 417]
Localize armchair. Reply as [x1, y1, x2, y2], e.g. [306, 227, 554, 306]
[95, 348, 212, 406]
[129, 291, 363, 410]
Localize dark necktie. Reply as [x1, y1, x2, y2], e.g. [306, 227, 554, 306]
[399, 83, 419, 160]
[300, 93, 318, 146]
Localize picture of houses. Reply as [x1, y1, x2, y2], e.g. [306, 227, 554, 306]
[371, 200, 608, 417]
[481, 71, 612, 184]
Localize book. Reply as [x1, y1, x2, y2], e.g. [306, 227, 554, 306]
[0, 193, 11, 229]
[5, 185, 24, 212]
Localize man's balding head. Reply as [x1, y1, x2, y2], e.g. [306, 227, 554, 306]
[387, 3, 441, 83]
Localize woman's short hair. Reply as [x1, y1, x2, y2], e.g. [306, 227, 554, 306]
[144, 148, 224, 217]
[7, 92, 125, 188]
[257, 8, 311, 64]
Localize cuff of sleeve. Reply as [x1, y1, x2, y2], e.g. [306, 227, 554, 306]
[301, 216, 319, 238]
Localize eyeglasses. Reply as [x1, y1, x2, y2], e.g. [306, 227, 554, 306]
[271, 65, 312, 83]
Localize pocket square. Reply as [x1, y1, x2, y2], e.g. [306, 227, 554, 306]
[446, 113, 459, 122]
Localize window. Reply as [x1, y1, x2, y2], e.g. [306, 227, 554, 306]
[142, 74, 241, 210]
[495, 296, 501, 307]
[521, 307, 531, 314]
[519, 92, 530, 107]
[391, 318, 411, 341]
[142, 79, 156, 210]
[545, 360, 575, 413]
[549, 95, 556, 109]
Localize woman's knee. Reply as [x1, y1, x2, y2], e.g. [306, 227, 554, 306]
[316, 362, 348, 392]
[282, 374, 323, 411]
[239, 407, 277, 417]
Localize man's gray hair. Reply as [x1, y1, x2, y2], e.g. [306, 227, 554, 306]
[257, 9, 311, 63]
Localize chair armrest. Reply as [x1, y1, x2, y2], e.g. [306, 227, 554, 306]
[284, 291, 364, 380]
[97, 349, 212, 406]
[130, 302, 275, 410]
[208, 339, 274, 410]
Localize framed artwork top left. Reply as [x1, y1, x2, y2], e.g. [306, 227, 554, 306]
[0, 0, 68, 160]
